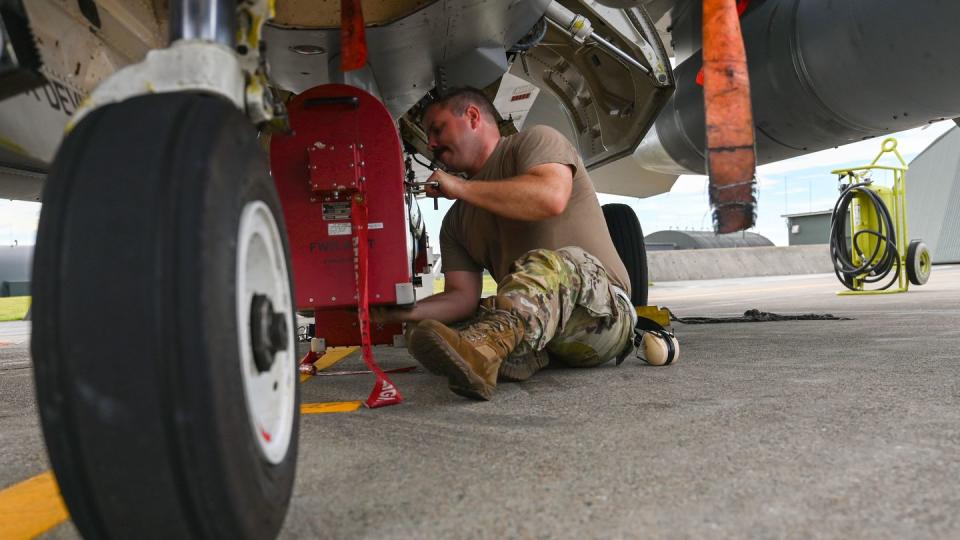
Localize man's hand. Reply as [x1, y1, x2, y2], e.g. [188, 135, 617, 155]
[367, 272, 482, 326]
[424, 169, 465, 201]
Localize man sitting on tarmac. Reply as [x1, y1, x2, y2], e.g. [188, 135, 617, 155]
[376, 86, 639, 400]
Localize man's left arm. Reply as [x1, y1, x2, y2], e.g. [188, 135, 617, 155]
[427, 163, 573, 221]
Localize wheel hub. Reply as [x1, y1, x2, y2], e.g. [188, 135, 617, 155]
[250, 294, 289, 372]
[237, 201, 296, 465]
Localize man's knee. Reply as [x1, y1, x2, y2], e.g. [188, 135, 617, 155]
[554, 246, 591, 263]
[546, 341, 607, 369]
[510, 246, 594, 269]
[508, 248, 565, 273]
[497, 249, 571, 297]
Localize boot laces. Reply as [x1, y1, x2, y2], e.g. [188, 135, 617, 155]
[461, 311, 519, 349]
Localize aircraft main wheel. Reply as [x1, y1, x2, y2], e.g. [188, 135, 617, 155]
[32, 93, 299, 538]
[602, 203, 649, 306]
[906, 239, 931, 286]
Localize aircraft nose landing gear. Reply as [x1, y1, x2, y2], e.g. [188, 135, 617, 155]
[31, 0, 299, 536]
[32, 91, 300, 539]
[31, 0, 300, 534]
[33, 91, 300, 540]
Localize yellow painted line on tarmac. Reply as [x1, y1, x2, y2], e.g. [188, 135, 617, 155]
[0, 471, 69, 539]
[312, 347, 359, 372]
[0, 348, 362, 538]
[301, 401, 363, 415]
[299, 346, 358, 382]
[298, 347, 363, 415]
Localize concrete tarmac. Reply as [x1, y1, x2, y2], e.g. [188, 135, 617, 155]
[2, 267, 959, 538]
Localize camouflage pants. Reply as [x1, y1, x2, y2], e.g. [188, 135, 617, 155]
[495, 247, 636, 368]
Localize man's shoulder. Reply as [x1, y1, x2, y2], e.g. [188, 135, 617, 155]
[507, 125, 577, 159]
[505, 125, 581, 175]
[511, 124, 567, 145]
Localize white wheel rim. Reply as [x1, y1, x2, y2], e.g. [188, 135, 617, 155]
[918, 248, 931, 281]
[236, 201, 296, 465]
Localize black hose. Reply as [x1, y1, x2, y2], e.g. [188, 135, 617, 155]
[829, 180, 901, 290]
[410, 153, 434, 170]
[671, 309, 852, 324]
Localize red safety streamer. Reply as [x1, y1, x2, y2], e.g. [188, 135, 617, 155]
[695, 0, 752, 87]
[702, 0, 757, 233]
[340, 0, 368, 71]
[299, 349, 319, 376]
[352, 193, 403, 408]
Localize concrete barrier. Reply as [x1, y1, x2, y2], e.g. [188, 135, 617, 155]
[647, 244, 833, 281]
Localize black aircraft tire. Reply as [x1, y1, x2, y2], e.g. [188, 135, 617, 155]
[602, 203, 649, 306]
[906, 239, 931, 286]
[32, 93, 299, 539]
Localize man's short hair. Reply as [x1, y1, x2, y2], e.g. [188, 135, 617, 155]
[424, 87, 500, 124]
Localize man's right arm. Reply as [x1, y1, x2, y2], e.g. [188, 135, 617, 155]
[393, 270, 483, 324]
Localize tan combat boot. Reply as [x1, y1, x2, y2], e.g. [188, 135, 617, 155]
[408, 296, 524, 400]
[499, 349, 551, 382]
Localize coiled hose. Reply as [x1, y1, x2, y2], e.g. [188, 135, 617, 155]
[829, 181, 901, 290]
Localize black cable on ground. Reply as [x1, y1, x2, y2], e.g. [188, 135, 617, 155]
[670, 309, 852, 324]
[829, 179, 901, 290]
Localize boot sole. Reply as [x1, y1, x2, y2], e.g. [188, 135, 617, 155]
[499, 350, 550, 382]
[408, 328, 494, 401]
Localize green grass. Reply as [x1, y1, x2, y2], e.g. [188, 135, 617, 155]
[0, 296, 30, 322]
[433, 274, 498, 296]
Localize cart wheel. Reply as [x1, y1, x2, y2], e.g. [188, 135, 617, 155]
[906, 240, 931, 286]
[602, 203, 649, 306]
[32, 93, 299, 538]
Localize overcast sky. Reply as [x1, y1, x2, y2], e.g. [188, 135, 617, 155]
[0, 120, 954, 248]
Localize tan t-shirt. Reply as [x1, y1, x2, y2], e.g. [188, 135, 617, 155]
[439, 125, 631, 294]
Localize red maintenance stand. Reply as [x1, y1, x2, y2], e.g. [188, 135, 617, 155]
[271, 84, 425, 407]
